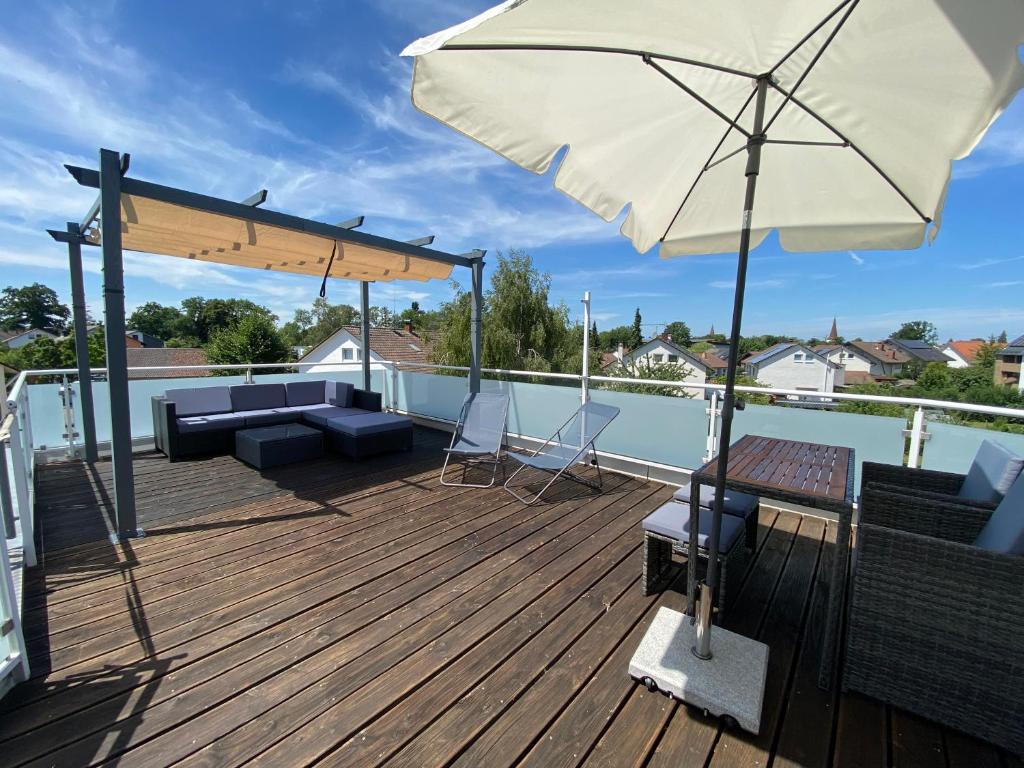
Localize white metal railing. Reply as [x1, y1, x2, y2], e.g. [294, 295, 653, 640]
[0, 407, 30, 692]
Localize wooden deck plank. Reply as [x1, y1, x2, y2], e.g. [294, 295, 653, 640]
[2, 426, 1014, 768]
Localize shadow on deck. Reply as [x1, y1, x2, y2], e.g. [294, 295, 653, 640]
[0, 426, 1015, 767]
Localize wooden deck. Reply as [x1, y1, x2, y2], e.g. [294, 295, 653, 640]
[0, 426, 1015, 767]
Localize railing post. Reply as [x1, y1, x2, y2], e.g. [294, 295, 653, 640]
[0, 442, 15, 540]
[6, 410, 35, 568]
[704, 390, 720, 463]
[580, 291, 591, 405]
[245, 366, 253, 384]
[390, 363, 399, 412]
[59, 375, 78, 459]
[907, 406, 926, 469]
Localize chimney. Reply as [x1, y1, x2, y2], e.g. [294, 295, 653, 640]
[403, 320, 413, 334]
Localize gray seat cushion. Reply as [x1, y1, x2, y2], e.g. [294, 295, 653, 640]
[642, 501, 744, 551]
[165, 386, 232, 417]
[177, 413, 245, 434]
[672, 484, 759, 519]
[285, 380, 328, 407]
[241, 408, 301, 427]
[326, 380, 355, 407]
[974, 471, 1024, 555]
[326, 412, 413, 437]
[302, 406, 368, 427]
[959, 439, 1024, 504]
[229, 383, 287, 413]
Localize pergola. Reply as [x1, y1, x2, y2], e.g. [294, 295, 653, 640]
[49, 148, 486, 541]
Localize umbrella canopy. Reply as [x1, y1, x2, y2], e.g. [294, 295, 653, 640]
[403, 0, 1023, 258]
[402, 0, 1024, 663]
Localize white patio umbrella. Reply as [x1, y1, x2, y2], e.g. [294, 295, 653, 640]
[401, 0, 1024, 729]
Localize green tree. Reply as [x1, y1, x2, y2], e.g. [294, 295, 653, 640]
[179, 297, 276, 344]
[127, 302, 184, 341]
[590, 321, 600, 350]
[708, 374, 773, 405]
[630, 308, 643, 349]
[369, 306, 395, 327]
[603, 357, 696, 397]
[598, 324, 634, 352]
[998, 330, 1008, 344]
[663, 321, 692, 346]
[891, 320, 938, 346]
[206, 314, 288, 370]
[0, 283, 70, 333]
[737, 334, 796, 355]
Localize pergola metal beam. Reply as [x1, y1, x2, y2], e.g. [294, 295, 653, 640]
[360, 282, 372, 392]
[337, 216, 365, 230]
[66, 221, 98, 463]
[98, 149, 140, 541]
[240, 189, 268, 207]
[64, 165, 477, 269]
[405, 235, 435, 247]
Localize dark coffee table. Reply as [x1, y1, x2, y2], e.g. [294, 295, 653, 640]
[235, 423, 324, 469]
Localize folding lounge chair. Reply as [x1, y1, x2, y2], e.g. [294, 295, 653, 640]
[504, 401, 620, 505]
[440, 392, 510, 488]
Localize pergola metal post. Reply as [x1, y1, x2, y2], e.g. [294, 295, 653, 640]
[469, 255, 485, 394]
[691, 75, 769, 659]
[98, 148, 140, 541]
[360, 281, 371, 391]
[66, 221, 98, 463]
[580, 291, 591, 404]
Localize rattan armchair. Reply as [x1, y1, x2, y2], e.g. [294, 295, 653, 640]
[861, 460, 996, 504]
[843, 481, 1024, 755]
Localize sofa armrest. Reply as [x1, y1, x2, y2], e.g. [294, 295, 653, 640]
[861, 461, 965, 496]
[859, 482, 993, 544]
[352, 389, 382, 412]
[151, 396, 179, 460]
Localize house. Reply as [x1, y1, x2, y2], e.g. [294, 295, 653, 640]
[299, 323, 433, 373]
[0, 328, 58, 349]
[602, 334, 710, 396]
[744, 342, 842, 396]
[813, 341, 900, 386]
[885, 337, 948, 365]
[842, 340, 910, 378]
[126, 329, 166, 348]
[994, 334, 1023, 390]
[126, 347, 210, 379]
[699, 350, 729, 378]
[941, 339, 986, 368]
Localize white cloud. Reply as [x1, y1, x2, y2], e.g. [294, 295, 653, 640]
[848, 251, 864, 266]
[958, 255, 1024, 271]
[990, 280, 1024, 288]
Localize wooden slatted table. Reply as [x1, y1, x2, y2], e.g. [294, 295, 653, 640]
[689, 434, 855, 689]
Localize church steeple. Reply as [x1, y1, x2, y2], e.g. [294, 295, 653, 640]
[827, 317, 838, 343]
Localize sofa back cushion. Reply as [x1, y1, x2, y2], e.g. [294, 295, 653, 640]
[229, 383, 286, 412]
[285, 380, 327, 407]
[974, 471, 1024, 555]
[326, 380, 354, 408]
[959, 439, 1024, 504]
[165, 386, 232, 417]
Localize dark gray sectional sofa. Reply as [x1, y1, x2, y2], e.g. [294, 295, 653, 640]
[152, 379, 413, 462]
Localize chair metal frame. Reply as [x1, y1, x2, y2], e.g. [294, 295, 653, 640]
[503, 402, 619, 505]
[440, 392, 510, 488]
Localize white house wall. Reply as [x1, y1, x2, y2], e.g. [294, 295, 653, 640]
[301, 330, 387, 374]
[751, 348, 836, 396]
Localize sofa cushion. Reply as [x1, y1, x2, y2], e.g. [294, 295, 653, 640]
[324, 412, 412, 437]
[974, 471, 1024, 555]
[229, 383, 286, 413]
[241, 408, 301, 427]
[301, 406, 368, 428]
[959, 439, 1024, 504]
[642, 501, 744, 551]
[285, 380, 328, 407]
[176, 413, 245, 434]
[672, 484, 759, 519]
[165, 386, 232, 417]
[326, 380, 355, 408]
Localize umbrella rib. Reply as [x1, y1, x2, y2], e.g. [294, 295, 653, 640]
[768, 0, 857, 76]
[762, 0, 861, 134]
[767, 84, 932, 223]
[438, 43, 759, 80]
[644, 57, 752, 138]
[658, 87, 758, 243]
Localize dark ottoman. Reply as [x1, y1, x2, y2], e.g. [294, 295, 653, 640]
[235, 423, 324, 469]
[325, 412, 414, 460]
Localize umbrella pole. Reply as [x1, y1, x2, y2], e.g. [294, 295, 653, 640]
[693, 74, 769, 660]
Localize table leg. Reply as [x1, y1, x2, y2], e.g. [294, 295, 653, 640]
[818, 504, 852, 689]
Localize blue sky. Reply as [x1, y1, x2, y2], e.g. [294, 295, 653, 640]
[0, 1, 1022, 342]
